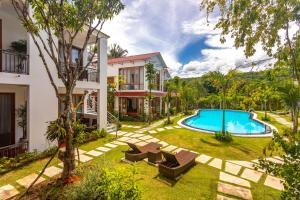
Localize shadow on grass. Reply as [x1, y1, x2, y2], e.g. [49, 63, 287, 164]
[153, 174, 177, 187]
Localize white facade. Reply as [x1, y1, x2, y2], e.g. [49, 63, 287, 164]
[0, 2, 108, 152]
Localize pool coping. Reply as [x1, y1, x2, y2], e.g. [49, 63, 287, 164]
[178, 110, 277, 138]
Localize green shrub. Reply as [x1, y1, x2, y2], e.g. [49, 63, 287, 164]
[91, 129, 107, 139]
[163, 119, 173, 125]
[214, 131, 233, 143]
[64, 165, 141, 200]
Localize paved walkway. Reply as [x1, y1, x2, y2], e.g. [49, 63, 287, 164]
[0, 120, 284, 200]
[257, 111, 293, 128]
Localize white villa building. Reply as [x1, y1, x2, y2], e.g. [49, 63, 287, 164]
[107, 52, 171, 120]
[0, 2, 108, 156]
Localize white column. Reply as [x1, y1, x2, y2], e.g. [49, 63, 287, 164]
[160, 97, 163, 115]
[97, 36, 108, 130]
[114, 96, 119, 113]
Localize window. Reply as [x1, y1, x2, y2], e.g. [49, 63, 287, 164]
[119, 66, 144, 90]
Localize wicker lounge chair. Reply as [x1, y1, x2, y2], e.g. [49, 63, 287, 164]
[125, 142, 162, 162]
[158, 150, 197, 179]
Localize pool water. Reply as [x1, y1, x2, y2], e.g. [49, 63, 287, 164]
[183, 110, 267, 135]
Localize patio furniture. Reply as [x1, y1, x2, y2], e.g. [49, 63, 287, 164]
[158, 150, 197, 179]
[125, 142, 162, 162]
[148, 149, 162, 164]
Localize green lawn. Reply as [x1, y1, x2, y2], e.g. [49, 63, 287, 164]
[120, 121, 148, 132]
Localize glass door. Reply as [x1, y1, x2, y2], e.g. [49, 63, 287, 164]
[0, 93, 15, 147]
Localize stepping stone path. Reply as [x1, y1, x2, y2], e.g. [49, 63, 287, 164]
[86, 150, 103, 157]
[112, 141, 127, 146]
[96, 146, 111, 152]
[208, 158, 223, 169]
[42, 166, 62, 177]
[157, 128, 165, 132]
[162, 145, 177, 152]
[148, 130, 157, 134]
[158, 141, 169, 147]
[165, 126, 174, 130]
[105, 143, 118, 148]
[0, 184, 19, 200]
[225, 162, 242, 175]
[136, 141, 148, 146]
[130, 133, 144, 138]
[264, 175, 284, 191]
[266, 157, 284, 164]
[227, 160, 255, 169]
[217, 182, 252, 200]
[74, 149, 86, 156]
[118, 137, 131, 142]
[139, 135, 153, 140]
[196, 154, 212, 164]
[173, 126, 182, 128]
[216, 194, 237, 200]
[146, 138, 160, 143]
[124, 133, 135, 137]
[127, 138, 141, 144]
[75, 154, 93, 162]
[241, 168, 263, 183]
[219, 172, 251, 188]
[16, 173, 46, 188]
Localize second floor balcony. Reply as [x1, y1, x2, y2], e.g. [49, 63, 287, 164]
[0, 49, 29, 75]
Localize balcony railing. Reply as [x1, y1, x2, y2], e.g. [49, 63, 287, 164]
[0, 49, 29, 75]
[79, 69, 99, 82]
[0, 140, 29, 158]
[120, 84, 144, 90]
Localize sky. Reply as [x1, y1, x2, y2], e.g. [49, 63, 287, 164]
[102, 0, 273, 78]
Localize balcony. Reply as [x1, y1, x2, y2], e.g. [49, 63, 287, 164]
[78, 69, 99, 82]
[0, 49, 29, 75]
[120, 84, 144, 90]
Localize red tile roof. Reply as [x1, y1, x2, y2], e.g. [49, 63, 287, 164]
[108, 52, 160, 64]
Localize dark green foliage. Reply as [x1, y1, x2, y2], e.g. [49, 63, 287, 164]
[258, 130, 300, 199]
[0, 147, 57, 174]
[214, 132, 233, 143]
[46, 118, 66, 142]
[63, 165, 141, 200]
[91, 129, 107, 139]
[10, 40, 27, 54]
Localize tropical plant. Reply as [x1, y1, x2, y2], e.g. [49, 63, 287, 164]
[16, 104, 27, 139]
[145, 62, 156, 124]
[278, 82, 300, 133]
[173, 76, 181, 113]
[10, 40, 27, 54]
[108, 43, 128, 59]
[215, 131, 232, 143]
[11, 0, 124, 181]
[164, 80, 174, 124]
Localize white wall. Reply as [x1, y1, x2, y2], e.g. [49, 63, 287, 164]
[0, 84, 28, 143]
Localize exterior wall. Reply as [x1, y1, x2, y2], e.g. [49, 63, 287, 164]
[0, 84, 28, 144]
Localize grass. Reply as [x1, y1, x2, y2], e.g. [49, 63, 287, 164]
[120, 121, 148, 132]
[256, 112, 289, 133]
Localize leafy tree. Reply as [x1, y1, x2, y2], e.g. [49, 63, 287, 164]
[164, 80, 174, 124]
[201, 0, 300, 83]
[278, 82, 300, 133]
[145, 63, 156, 124]
[12, 0, 124, 180]
[108, 43, 128, 59]
[173, 76, 181, 113]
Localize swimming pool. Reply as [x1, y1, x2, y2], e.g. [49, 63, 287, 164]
[182, 110, 271, 136]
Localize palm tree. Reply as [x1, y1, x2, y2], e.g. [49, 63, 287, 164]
[108, 43, 128, 58]
[145, 62, 156, 124]
[208, 70, 237, 134]
[164, 80, 173, 124]
[278, 82, 300, 133]
[173, 76, 180, 113]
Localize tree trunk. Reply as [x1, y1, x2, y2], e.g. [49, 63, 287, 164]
[148, 90, 152, 124]
[62, 92, 76, 180]
[167, 101, 171, 124]
[292, 108, 298, 133]
[264, 101, 267, 119]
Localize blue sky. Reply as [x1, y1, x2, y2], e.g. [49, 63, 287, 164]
[102, 0, 271, 78]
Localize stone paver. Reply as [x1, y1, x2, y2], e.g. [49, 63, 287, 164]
[264, 175, 284, 191]
[124, 133, 135, 137]
[146, 138, 160, 143]
[111, 141, 127, 146]
[157, 128, 165, 132]
[86, 150, 103, 157]
[0, 184, 19, 200]
[219, 172, 250, 188]
[165, 126, 174, 130]
[225, 162, 242, 175]
[136, 141, 148, 146]
[118, 137, 131, 142]
[75, 154, 93, 162]
[74, 149, 86, 156]
[162, 145, 178, 152]
[105, 143, 118, 148]
[216, 194, 237, 200]
[135, 130, 145, 134]
[42, 166, 62, 177]
[96, 146, 111, 152]
[148, 130, 157, 134]
[116, 131, 126, 136]
[208, 158, 223, 169]
[139, 135, 153, 140]
[173, 126, 182, 128]
[218, 182, 252, 200]
[227, 160, 255, 169]
[130, 133, 144, 138]
[132, 126, 141, 128]
[266, 157, 284, 164]
[127, 138, 141, 144]
[241, 168, 263, 183]
[158, 141, 169, 147]
[16, 174, 46, 188]
[196, 154, 212, 164]
[273, 156, 283, 161]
